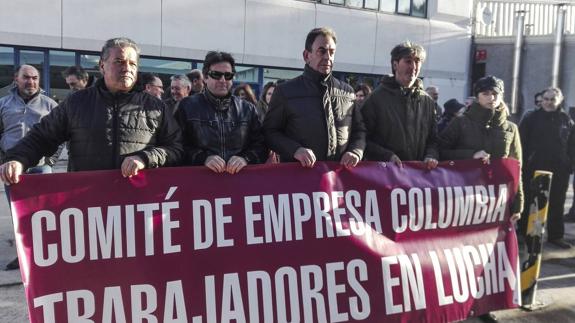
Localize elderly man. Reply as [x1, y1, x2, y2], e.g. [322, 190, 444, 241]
[0, 64, 58, 270]
[140, 72, 164, 99]
[263, 27, 365, 168]
[361, 41, 439, 169]
[62, 65, 89, 92]
[165, 74, 191, 115]
[186, 69, 205, 95]
[177, 51, 266, 174]
[0, 37, 182, 184]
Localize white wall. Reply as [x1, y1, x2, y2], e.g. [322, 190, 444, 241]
[0, 0, 473, 99]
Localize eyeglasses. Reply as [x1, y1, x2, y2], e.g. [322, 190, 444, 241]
[207, 70, 235, 81]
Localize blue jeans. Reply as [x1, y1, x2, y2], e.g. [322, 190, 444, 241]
[4, 165, 52, 204]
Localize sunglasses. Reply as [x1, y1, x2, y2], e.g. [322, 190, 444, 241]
[207, 70, 235, 81]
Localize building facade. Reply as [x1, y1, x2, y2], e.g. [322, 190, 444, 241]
[0, 0, 473, 105]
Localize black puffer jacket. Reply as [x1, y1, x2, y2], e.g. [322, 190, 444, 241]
[177, 91, 267, 165]
[6, 79, 183, 171]
[361, 75, 438, 161]
[263, 65, 365, 162]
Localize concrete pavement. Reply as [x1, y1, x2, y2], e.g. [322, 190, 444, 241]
[1, 168, 575, 322]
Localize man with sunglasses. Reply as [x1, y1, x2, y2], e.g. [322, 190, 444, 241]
[263, 27, 365, 168]
[177, 51, 266, 174]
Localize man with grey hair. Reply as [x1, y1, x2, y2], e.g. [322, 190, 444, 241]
[361, 41, 439, 168]
[165, 74, 191, 115]
[186, 69, 205, 95]
[0, 37, 182, 185]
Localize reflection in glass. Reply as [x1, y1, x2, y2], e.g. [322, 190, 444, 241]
[347, 0, 363, 8]
[0, 47, 14, 97]
[263, 68, 301, 84]
[397, 0, 410, 14]
[412, 0, 427, 17]
[50, 50, 76, 102]
[364, 0, 379, 10]
[330, 0, 344, 4]
[380, 0, 396, 12]
[235, 65, 259, 83]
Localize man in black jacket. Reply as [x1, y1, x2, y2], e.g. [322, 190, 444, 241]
[0, 37, 183, 184]
[177, 51, 266, 174]
[263, 27, 365, 168]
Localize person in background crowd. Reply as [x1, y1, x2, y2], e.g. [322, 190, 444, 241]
[354, 83, 372, 105]
[0, 64, 59, 270]
[233, 83, 258, 106]
[0, 37, 182, 185]
[361, 41, 438, 169]
[263, 27, 365, 168]
[165, 74, 191, 115]
[426, 85, 443, 116]
[438, 76, 522, 323]
[186, 69, 205, 95]
[519, 87, 575, 249]
[140, 72, 164, 99]
[534, 91, 544, 110]
[61, 65, 89, 92]
[437, 98, 466, 133]
[177, 51, 266, 174]
[256, 81, 276, 123]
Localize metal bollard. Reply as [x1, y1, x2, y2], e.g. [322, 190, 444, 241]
[520, 170, 552, 310]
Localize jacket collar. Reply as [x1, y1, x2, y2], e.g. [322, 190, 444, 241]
[303, 64, 332, 85]
[380, 74, 424, 97]
[466, 101, 508, 127]
[10, 86, 43, 103]
[96, 78, 135, 105]
[204, 89, 233, 112]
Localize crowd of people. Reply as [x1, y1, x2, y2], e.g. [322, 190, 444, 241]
[0, 27, 573, 321]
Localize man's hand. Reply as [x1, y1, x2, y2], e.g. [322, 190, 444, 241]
[0, 161, 24, 185]
[121, 156, 145, 178]
[423, 157, 438, 170]
[226, 156, 248, 174]
[390, 154, 403, 168]
[473, 150, 490, 164]
[294, 147, 316, 168]
[340, 152, 360, 168]
[205, 155, 226, 173]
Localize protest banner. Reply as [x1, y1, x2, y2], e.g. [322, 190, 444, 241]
[10, 159, 521, 323]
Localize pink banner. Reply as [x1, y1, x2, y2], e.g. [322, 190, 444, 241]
[11, 159, 521, 323]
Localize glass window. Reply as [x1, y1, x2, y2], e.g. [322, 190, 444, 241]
[364, 0, 379, 10]
[330, 0, 344, 5]
[49, 50, 76, 102]
[139, 57, 192, 100]
[0, 47, 14, 97]
[262, 68, 301, 84]
[380, 0, 396, 13]
[412, 0, 427, 17]
[235, 65, 259, 83]
[19, 50, 46, 91]
[397, 0, 410, 14]
[79, 53, 101, 86]
[347, 0, 363, 8]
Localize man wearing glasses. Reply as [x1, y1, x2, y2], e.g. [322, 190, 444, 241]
[263, 27, 365, 168]
[177, 51, 266, 174]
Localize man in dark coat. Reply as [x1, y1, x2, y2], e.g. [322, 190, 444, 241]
[263, 27, 365, 168]
[361, 41, 438, 169]
[0, 37, 182, 184]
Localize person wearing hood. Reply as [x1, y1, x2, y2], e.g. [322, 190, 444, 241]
[263, 27, 365, 168]
[519, 87, 575, 249]
[437, 98, 466, 133]
[361, 41, 438, 169]
[177, 51, 267, 174]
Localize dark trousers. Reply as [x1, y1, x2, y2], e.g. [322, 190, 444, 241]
[520, 168, 570, 241]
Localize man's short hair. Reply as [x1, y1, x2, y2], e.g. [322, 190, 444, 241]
[170, 74, 191, 88]
[305, 27, 337, 52]
[61, 66, 89, 82]
[390, 41, 426, 74]
[186, 69, 203, 82]
[202, 51, 236, 76]
[140, 72, 159, 86]
[13, 64, 38, 76]
[100, 37, 141, 62]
